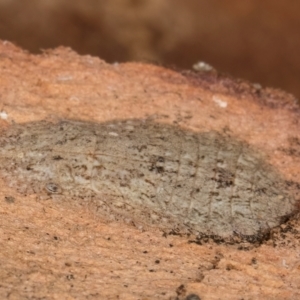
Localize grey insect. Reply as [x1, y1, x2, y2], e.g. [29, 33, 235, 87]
[0, 119, 298, 242]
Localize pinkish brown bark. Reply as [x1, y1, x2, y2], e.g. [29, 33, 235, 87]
[0, 41, 299, 300]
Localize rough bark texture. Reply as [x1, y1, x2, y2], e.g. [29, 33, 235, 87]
[0, 41, 300, 299]
[1, 0, 300, 99]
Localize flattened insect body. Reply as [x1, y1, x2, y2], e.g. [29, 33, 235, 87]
[0, 119, 298, 242]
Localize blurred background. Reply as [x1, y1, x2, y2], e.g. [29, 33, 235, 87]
[0, 0, 300, 99]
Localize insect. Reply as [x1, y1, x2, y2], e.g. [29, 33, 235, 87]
[0, 119, 298, 242]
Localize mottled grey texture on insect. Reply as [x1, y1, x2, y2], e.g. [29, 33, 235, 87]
[0, 119, 298, 241]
